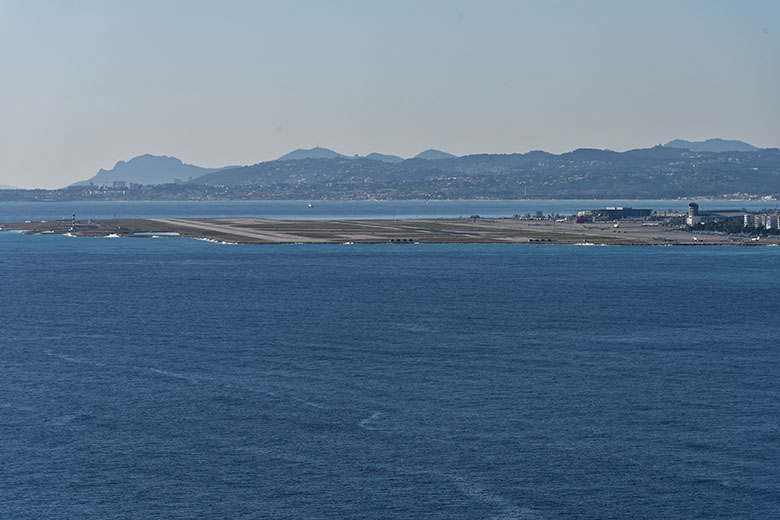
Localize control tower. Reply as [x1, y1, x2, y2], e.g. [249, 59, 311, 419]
[686, 203, 700, 226]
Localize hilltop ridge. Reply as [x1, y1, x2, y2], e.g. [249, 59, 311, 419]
[277, 147, 347, 161]
[73, 154, 230, 186]
[413, 149, 458, 160]
[663, 138, 759, 153]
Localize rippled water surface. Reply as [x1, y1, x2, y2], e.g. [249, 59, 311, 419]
[1, 233, 778, 519]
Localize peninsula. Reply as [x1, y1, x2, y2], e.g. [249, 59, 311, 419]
[4, 215, 779, 246]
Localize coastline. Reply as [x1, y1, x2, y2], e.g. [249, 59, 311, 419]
[3, 217, 779, 246]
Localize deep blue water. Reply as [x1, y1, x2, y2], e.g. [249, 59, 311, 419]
[1, 199, 777, 222]
[1, 232, 779, 519]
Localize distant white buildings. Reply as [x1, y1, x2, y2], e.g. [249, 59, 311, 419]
[688, 202, 779, 229]
[755, 213, 780, 230]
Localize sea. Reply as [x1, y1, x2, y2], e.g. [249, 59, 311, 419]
[1, 201, 779, 519]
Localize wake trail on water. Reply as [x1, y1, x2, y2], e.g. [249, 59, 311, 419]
[440, 472, 538, 520]
[345, 408, 541, 518]
[358, 411, 383, 430]
[42, 352, 465, 450]
[416, 467, 539, 520]
[46, 347, 531, 519]
[148, 368, 202, 383]
[144, 366, 327, 409]
[43, 348, 327, 410]
[234, 383, 325, 409]
[340, 459, 540, 520]
[227, 440, 538, 519]
[280, 393, 325, 409]
[44, 350, 106, 367]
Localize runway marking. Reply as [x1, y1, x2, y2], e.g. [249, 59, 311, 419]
[149, 218, 328, 243]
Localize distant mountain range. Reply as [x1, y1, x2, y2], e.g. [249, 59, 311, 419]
[0, 184, 17, 189]
[181, 145, 780, 199]
[72, 147, 459, 186]
[663, 138, 759, 153]
[45, 138, 780, 201]
[74, 140, 765, 188]
[73, 154, 233, 186]
[277, 146, 455, 162]
[4, 142, 778, 201]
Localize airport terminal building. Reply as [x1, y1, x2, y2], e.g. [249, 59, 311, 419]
[577, 207, 653, 221]
[686, 202, 780, 229]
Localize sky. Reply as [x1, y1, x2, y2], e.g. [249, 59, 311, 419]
[0, 0, 778, 188]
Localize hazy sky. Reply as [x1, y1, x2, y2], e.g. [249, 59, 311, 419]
[1, 0, 778, 188]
